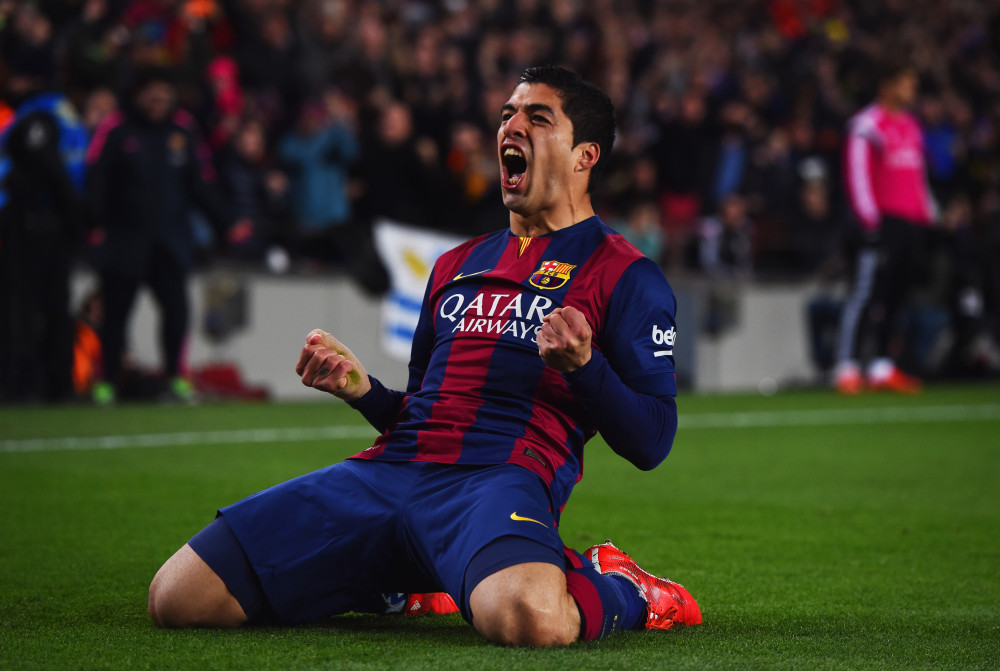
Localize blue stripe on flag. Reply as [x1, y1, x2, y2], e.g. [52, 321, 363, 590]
[388, 290, 424, 313]
[387, 323, 416, 341]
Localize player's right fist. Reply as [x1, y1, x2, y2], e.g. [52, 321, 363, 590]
[538, 306, 593, 373]
[296, 329, 372, 401]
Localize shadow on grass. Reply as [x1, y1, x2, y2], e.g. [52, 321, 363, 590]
[244, 613, 487, 647]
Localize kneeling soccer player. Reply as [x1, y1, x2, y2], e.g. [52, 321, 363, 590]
[148, 65, 700, 646]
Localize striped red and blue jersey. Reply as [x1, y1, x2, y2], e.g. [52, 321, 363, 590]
[349, 216, 678, 513]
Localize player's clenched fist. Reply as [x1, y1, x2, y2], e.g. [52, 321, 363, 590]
[537, 306, 593, 372]
[296, 329, 372, 401]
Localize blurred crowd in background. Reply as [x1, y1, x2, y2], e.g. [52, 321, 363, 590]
[2, 0, 999, 401]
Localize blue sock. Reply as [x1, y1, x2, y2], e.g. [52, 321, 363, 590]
[608, 575, 647, 630]
[563, 548, 647, 639]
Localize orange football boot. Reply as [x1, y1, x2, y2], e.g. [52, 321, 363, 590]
[587, 541, 702, 630]
[868, 366, 922, 394]
[834, 367, 865, 395]
[403, 592, 459, 615]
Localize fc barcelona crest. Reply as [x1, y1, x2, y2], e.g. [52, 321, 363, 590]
[529, 260, 576, 290]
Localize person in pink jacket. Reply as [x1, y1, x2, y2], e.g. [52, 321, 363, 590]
[835, 59, 936, 394]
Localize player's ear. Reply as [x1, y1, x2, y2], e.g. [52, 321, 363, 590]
[575, 141, 600, 174]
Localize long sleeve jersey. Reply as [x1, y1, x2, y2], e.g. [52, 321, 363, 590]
[86, 108, 234, 277]
[844, 102, 935, 231]
[347, 216, 679, 515]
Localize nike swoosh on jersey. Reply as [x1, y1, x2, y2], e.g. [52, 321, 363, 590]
[510, 511, 548, 527]
[453, 268, 492, 280]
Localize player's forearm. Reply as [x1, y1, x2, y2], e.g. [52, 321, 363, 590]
[188, 172, 235, 234]
[563, 351, 677, 471]
[347, 375, 406, 434]
[845, 134, 881, 229]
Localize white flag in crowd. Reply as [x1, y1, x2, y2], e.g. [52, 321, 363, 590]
[373, 219, 466, 361]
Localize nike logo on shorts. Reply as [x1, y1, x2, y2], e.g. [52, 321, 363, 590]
[510, 511, 548, 527]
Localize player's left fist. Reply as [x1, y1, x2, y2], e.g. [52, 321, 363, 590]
[537, 306, 592, 372]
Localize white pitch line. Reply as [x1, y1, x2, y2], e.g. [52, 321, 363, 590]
[1, 404, 998, 454]
[0, 426, 378, 454]
[679, 403, 1000, 429]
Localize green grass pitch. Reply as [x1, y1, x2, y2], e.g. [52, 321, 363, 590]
[1, 384, 998, 670]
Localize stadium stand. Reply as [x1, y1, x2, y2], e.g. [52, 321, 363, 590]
[1, 0, 998, 398]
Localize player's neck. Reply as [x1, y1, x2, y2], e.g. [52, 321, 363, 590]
[509, 195, 595, 237]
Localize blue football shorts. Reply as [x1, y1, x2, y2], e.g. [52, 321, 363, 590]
[187, 460, 566, 623]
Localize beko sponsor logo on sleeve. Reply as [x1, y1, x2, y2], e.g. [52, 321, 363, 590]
[652, 324, 675, 357]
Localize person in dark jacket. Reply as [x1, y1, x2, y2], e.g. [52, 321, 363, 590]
[86, 67, 250, 404]
[0, 77, 89, 403]
[358, 100, 457, 231]
[217, 116, 288, 261]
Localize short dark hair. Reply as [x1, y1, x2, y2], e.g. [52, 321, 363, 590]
[129, 66, 176, 97]
[518, 65, 616, 191]
[875, 56, 915, 87]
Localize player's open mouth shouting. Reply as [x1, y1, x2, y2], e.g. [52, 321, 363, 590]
[500, 140, 528, 191]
